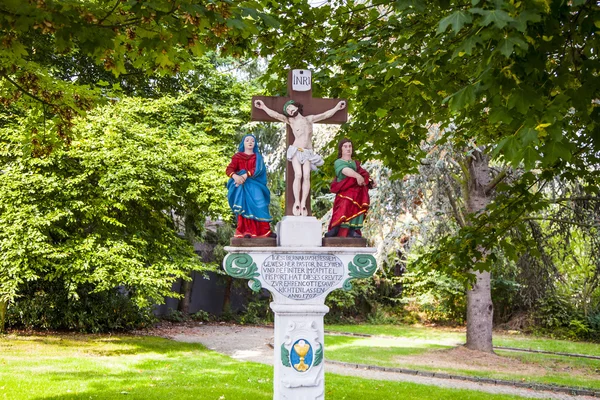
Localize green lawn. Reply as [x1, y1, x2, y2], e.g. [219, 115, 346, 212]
[324, 324, 600, 391]
[0, 334, 530, 400]
[325, 323, 600, 356]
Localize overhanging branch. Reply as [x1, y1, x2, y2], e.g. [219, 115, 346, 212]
[523, 217, 599, 229]
[484, 168, 508, 195]
[1, 73, 55, 107]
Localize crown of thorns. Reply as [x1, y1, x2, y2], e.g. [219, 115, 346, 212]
[283, 100, 297, 117]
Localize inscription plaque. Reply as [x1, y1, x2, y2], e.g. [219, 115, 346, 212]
[291, 69, 311, 91]
[262, 254, 344, 300]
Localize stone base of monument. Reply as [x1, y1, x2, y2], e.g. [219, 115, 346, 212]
[321, 237, 368, 247]
[223, 245, 376, 400]
[230, 237, 277, 247]
[277, 216, 322, 247]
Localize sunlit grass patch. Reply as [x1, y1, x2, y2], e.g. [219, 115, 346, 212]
[493, 335, 600, 357]
[0, 333, 531, 400]
[325, 323, 600, 356]
[326, 335, 452, 360]
[323, 325, 600, 391]
[326, 324, 465, 343]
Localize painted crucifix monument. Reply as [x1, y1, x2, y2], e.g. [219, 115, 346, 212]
[252, 69, 348, 218]
[223, 70, 376, 400]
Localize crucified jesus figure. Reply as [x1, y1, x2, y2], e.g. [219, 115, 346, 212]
[254, 99, 347, 216]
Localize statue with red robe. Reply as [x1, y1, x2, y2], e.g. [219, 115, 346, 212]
[325, 138, 375, 238]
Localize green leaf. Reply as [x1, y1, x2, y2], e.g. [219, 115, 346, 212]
[261, 14, 281, 28]
[512, 10, 541, 32]
[313, 343, 323, 366]
[522, 145, 538, 170]
[281, 344, 291, 367]
[507, 91, 530, 114]
[497, 35, 528, 57]
[448, 85, 476, 111]
[155, 53, 174, 67]
[470, 8, 514, 29]
[502, 135, 520, 163]
[451, 35, 482, 58]
[542, 140, 572, 163]
[493, 136, 510, 156]
[437, 11, 472, 35]
[375, 108, 388, 118]
[520, 128, 538, 146]
[488, 107, 513, 124]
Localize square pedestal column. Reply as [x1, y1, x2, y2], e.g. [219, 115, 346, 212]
[271, 303, 329, 400]
[223, 247, 377, 400]
[277, 216, 322, 247]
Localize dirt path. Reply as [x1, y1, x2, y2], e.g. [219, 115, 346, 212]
[147, 322, 597, 400]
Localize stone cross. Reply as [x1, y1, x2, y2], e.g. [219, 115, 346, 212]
[251, 70, 347, 216]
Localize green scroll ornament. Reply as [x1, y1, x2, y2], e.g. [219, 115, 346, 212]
[281, 343, 291, 367]
[343, 254, 377, 290]
[313, 343, 323, 367]
[224, 253, 262, 292]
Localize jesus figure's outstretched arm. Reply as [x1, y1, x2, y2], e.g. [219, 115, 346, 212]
[308, 101, 346, 123]
[254, 100, 288, 123]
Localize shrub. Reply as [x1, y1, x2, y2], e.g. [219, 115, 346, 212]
[6, 280, 154, 333]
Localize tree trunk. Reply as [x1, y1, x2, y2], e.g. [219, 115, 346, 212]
[177, 273, 194, 314]
[464, 150, 494, 352]
[466, 271, 494, 352]
[0, 301, 7, 333]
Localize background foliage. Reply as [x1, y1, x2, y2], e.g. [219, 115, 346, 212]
[1, 81, 251, 330]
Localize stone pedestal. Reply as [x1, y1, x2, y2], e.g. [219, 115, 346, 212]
[224, 215, 376, 399]
[271, 303, 328, 399]
[277, 216, 322, 247]
[230, 237, 277, 247]
[224, 232, 376, 399]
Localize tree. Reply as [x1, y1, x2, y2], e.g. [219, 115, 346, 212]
[261, 0, 599, 351]
[0, 0, 279, 142]
[0, 0, 276, 331]
[0, 87, 250, 330]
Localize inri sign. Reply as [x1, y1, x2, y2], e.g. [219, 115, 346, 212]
[292, 69, 311, 92]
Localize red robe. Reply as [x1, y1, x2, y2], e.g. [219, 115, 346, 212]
[226, 153, 272, 238]
[328, 161, 371, 237]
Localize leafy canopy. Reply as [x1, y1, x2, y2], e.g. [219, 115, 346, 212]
[0, 91, 248, 306]
[0, 0, 279, 140]
[262, 0, 599, 176]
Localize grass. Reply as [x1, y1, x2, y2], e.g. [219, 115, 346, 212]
[325, 323, 600, 356]
[0, 333, 531, 400]
[324, 324, 600, 391]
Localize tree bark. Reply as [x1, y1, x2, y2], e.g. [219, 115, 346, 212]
[464, 150, 494, 353]
[0, 301, 7, 333]
[177, 273, 194, 314]
[466, 270, 494, 352]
